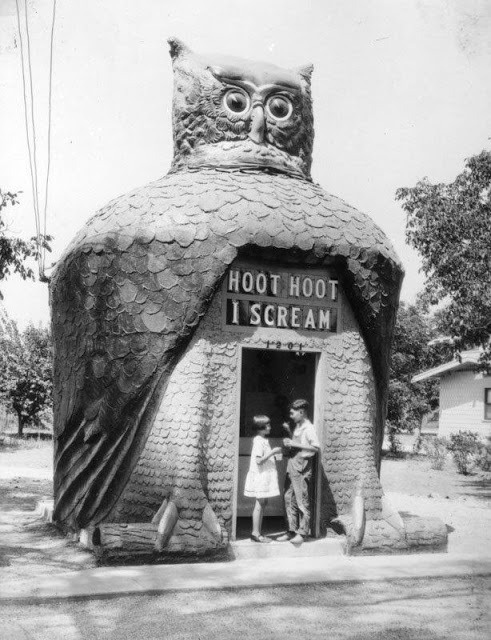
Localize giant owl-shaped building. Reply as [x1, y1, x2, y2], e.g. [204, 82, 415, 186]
[51, 39, 447, 556]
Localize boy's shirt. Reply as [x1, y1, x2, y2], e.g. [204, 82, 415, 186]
[287, 420, 320, 472]
[293, 420, 320, 458]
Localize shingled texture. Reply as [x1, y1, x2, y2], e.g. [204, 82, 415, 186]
[114, 276, 384, 550]
[51, 167, 403, 545]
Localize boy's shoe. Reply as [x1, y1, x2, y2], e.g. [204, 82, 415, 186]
[290, 534, 304, 545]
[276, 532, 294, 542]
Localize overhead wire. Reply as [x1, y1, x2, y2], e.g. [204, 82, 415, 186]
[42, 0, 57, 277]
[14, 0, 40, 241]
[14, 0, 56, 281]
[23, 0, 41, 244]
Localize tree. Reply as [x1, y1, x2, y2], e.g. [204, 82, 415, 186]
[0, 307, 23, 406]
[0, 188, 50, 295]
[0, 189, 53, 436]
[387, 301, 447, 452]
[0, 322, 53, 437]
[396, 150, 491, 364]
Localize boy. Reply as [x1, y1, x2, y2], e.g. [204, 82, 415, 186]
[279, 398, 320, 545]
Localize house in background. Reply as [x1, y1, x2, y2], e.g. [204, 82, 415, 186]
[412, 349, 491, 441]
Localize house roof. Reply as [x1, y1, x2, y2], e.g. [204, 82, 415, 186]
[411, 349, 482, 383]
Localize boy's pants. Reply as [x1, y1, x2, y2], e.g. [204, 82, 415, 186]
[284, 459, 312, 537]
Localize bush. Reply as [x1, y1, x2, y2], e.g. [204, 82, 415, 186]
[476, 439, 491, 472]
[386, 425, 402, 456]
[423, 437, 448, 470]
[447, 431, 481, 475]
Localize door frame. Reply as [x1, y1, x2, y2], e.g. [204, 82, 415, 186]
[231, 343, 323, 541]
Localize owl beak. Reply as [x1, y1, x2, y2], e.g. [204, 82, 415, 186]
[249, 105, 265, 144]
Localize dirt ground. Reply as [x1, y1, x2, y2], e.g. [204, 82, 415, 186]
[0, 440, 97, 581]
[381, 455, 491, 502]
[381, 456, 491, 556]
[1, 440, 491, 582]
[1, 577, 490, 640]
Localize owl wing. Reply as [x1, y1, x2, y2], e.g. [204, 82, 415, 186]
[51, 185, 235, 529]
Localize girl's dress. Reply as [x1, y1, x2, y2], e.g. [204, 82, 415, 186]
[244, 435, 280, 498]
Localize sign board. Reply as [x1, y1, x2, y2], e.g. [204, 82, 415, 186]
[222, 262, 341, 333]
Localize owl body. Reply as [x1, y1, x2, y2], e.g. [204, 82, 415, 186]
[51, 41, 446, 554]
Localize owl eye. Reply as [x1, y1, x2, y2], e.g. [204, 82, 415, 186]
[223, 89, 250, 115]
[266, 95, 293, 121]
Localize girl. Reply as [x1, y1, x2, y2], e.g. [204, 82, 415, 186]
[244, 415, 282, 543]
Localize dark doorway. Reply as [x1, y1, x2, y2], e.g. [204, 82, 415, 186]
[235, 348, 318, 540]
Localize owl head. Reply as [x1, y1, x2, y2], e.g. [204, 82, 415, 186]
[168, 38, 314, 179]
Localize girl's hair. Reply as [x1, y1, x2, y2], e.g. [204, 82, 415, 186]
[252, 415, 270, 432]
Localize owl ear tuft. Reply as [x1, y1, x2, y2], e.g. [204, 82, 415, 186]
[168, 37, 192, 61]
[297, 64, 314, 84]
[208, 65, 225, 80]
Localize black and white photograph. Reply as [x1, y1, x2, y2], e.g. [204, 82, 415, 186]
[0, 1, 490, 638]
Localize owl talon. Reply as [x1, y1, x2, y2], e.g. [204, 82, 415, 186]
[202, 502, 222, 542]
[154, 500, 179, 551]
[151, 498, 168, 526]
[153, 494, 223, 552]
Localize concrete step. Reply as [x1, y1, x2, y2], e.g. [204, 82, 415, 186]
[230, 536, 346, 560]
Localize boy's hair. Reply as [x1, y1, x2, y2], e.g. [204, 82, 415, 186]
[291, 398, 309, 412]
[252, 415, 271, 432]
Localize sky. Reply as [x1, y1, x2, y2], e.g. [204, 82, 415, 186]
[1, 0, 490, 329]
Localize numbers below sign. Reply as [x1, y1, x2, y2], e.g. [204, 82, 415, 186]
[265, 340, 304, 352]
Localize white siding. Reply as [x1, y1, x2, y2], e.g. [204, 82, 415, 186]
[439, 370, 491, 441]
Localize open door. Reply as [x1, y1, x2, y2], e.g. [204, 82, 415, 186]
[235, 348, 319, 540]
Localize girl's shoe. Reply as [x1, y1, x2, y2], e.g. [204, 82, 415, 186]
[251, 534, 271, 543]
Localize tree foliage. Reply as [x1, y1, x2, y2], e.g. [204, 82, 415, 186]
[396, 150, 491, 362]
[0, 319, 53, 437]
[387, 302, 448, 450]
[0, 309, 22, 406]
[0, 189, 51, 294]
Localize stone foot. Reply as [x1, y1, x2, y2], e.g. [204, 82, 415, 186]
[152, 491, 224, 554]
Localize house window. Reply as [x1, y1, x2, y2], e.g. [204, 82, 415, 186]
[485, 389, 491, 420]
